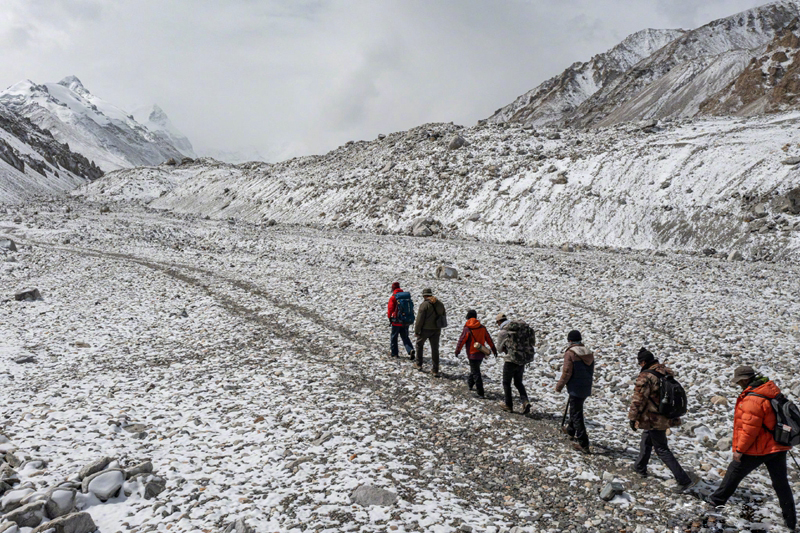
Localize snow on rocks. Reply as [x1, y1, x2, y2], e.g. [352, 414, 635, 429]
[82, 469, 124, 501]
[350, 484, 399, 506]
[13, 288, 41, 302]
[1, 200, 799, 531]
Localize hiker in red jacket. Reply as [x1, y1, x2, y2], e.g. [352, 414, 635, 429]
[455, 310, 497, 398]
[387, 282, 415, 360]
[707, 365, 796, 532]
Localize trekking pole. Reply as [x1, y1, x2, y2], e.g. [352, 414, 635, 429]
[791, 451, 800, 471]
[561, 399, 569, 429]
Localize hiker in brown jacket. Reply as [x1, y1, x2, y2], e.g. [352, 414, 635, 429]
[555, 330, 594, 453]
[414, 288, 446, 377]
[628, 347, 698, 492]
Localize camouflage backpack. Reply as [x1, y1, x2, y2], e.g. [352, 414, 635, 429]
[505, 321, 536, 365]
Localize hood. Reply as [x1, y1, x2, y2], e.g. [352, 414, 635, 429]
[744, 379, 781, 400]
[466, 318, 483, 329]
[392, 288, 403, 295]
[569, 344, 594, 365]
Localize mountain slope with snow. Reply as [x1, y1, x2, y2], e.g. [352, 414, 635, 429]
[0, 103, 102, 204]
[489, 1, 800, 128]
[0, 77, 190, 171]
[132, 104, 195, 158]
[77, 114, 800, 261]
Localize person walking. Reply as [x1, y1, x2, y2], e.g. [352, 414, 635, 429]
[387, 282, 415, 360]
[555, 330, 595, 454]
[414, 288, 446, 377]
[628, 347, 698, 492]
[455, 310, 497, 398]
[495, 313, 532, 414]
[707, 366, 796, 532]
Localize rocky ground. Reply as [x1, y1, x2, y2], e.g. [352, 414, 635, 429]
[2, 200, 800, 533]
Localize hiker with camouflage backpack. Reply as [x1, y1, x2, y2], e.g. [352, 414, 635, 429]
[495, 313, 533, 414]
[706, 365, 797, 532]
[555, 330, 594, 454]
[387, 282, 415, 360]
[628, 348, 699, 493]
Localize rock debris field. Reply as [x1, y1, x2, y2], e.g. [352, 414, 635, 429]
[1, 201, 800, 533]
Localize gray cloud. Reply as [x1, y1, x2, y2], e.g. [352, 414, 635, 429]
[0, 0, 772, 160]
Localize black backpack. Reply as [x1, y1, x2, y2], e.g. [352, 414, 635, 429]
[644, 369, 688, 419]
[747, 392, 800, 447]
[504, 321, 535, 365]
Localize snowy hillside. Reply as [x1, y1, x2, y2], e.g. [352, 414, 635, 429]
[0, 104, 102, 204]
[0, 77, 190, 171]
[78, 113, 800, 261]
[132, 104, 196, 159]
[488, 1, 800, 128]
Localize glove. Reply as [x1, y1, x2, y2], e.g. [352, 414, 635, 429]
[629, 420, 637, 431]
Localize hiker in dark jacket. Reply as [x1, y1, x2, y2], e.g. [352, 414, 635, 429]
[707, 366, 796, 532]
[495, 313, 531, 414]
[555, 330, 594, 454]
[628, 348, 698, 493]
[414, 288, 446, 377]
[387, 282, 415, 360]
[455, 310, 497, 398]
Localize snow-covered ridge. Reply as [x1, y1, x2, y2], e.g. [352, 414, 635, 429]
[0, 103, 102, 204]
[0, 77, 191, 171]
[78, 114, 800, 261]
[489, 0, 800, 128]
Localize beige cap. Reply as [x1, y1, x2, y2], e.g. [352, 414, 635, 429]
[731, 365, 756, 385]
[495, 313, 507, 323]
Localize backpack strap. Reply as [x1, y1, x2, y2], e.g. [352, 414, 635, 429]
[642, 369, 665, 409]
[745, 392, 777, 433]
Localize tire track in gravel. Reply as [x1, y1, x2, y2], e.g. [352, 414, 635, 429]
[24, 239, 713, 530]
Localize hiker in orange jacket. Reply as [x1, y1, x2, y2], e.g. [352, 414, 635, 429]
[707, 366, 796, 532]
[455, 310, 497, 398]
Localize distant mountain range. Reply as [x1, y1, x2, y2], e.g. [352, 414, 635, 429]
[488, 0, 800, 127]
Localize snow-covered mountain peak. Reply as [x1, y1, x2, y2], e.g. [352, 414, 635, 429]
[132, 104, 196, 159]
[0, 77, 191, 170]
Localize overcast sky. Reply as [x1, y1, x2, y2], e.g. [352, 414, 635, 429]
[0, 0, 772, 161]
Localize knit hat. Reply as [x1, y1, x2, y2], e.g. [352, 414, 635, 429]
[466, 309, 477, 320]
[391, 281, 401, 291]
[567, 330, 582, 342]
[422, 288, 433, 297]
[637, 347, 655, 364]
[731, 365, 756, 385]
[495, 312, 507, 323]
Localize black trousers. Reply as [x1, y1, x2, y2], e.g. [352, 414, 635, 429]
[390, 325, 414, 357]
[467, 359, 484, 396]
[502, 361, 528, 408]
[635, 429, 691, 486]
[415, 329, 440, 372]
[566, 395, 589, 447]
[709, 452, 796, 530]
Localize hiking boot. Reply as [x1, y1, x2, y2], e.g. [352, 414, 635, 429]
[413, 363, 423, 371]
[631, 467, 648, 478]
[409, 350, 416, 361]
[703, 495, 724, 510]
[673, 473, 700, 494]
[521, 400, 531, 415]
[501, 404, 513, 413]
[572, 441, 591, 454]
[474, 393, 485, 399]
[431, 370, 441, 378]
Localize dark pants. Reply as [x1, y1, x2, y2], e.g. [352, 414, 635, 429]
[415, 329, 440, 372]
[467, 359, 484, 396]
[709, 452, 796, 530]
[502, 361, 528, 408]
[635, 429, 691, 486]
[390, 325, 414, 357]
[566, 395, 589, 448]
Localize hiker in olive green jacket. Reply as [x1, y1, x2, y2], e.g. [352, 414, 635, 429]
[414, 288, 446, 377]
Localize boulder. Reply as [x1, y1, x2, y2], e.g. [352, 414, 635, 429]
[98, 206, 110, 214]
[710, 395, 729, 406]
[223, 518, 254, 533]
[753, 203, 768, 218]
[82, 469, 124, 501]
[551, 174, 568, 185]
[466, 213, 480, 222]
[78, 457, 112, 481]
[782, 156, 800, 165]
[0, 464, 16, 483]
[412, 225, 433, 237]
[716, 436, 733, 452]
[599, 481, 625, 501]
[124, 461, 153, 480]
[727, 250, 744, 262]
[14, 288, 41, 302]
[44, 488, 76, 519]
[350, 485, 398, 507]
[1, 500, 45, 528]
[164, 158, 177, 166]
[180, 157, 195, 165]
[31, 512, 96, 533]
[143, 475, 166, 500]
[0, 522, 18, 533]
[434, 265, 459, 280]
[0, 240, 16, 253]
[0, 488, 33, 513]
[561, 244, 575, 253]
[377, 134, 386, 140]
[448, 135, 468, 150]
[701, 248, 716, 257]
[12, 356, 33, 365]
